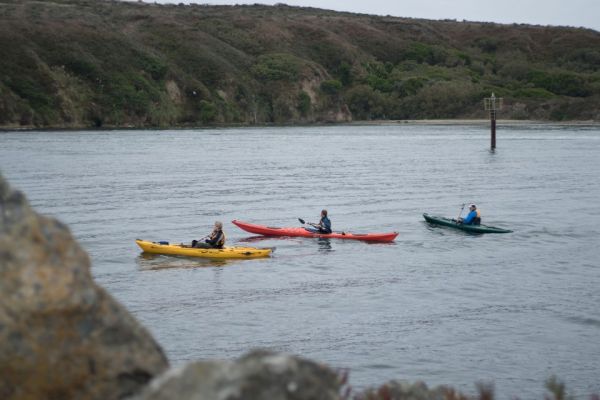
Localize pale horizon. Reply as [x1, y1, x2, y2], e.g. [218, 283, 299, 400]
[144, 0, 600, 32]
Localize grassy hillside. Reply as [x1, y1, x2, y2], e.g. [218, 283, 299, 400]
[1, 0, 599, 128]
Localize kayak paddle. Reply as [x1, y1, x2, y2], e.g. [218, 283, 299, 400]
[299, 217, 345, 235]
[455, 203, 466, 223]
[298, 218, 318, 227]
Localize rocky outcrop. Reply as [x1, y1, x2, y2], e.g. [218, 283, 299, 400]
[0, 173, 169, 400]
[129, 350, 344, 400]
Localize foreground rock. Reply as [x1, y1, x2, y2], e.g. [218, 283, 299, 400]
[0, 173, 169, 400]
[129, 350, 344, 400]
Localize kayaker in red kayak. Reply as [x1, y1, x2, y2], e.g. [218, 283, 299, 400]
[305, 209, 332, 234]
[191, 221, 226, 248]
[232, 220, 398, 242]
[458, 204, 481, 225]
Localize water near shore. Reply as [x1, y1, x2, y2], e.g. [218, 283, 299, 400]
[1, 124, 599, 398]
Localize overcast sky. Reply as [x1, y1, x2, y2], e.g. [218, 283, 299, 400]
[149, 0, 600, 32]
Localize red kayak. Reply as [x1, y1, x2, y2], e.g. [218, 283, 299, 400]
[232, 220, 398, 242]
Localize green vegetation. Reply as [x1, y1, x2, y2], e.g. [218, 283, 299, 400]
[321, 80, 343, 95]
[1, 0, 599, 128]
[297, 91, 311, 116]
[252, 54, 304, 82]
[355, 376, 595, 400]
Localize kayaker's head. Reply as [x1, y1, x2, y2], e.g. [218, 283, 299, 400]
[321, 209, 328, 217]
[469, 204, 477, 211]
[214, 221, 223, 230]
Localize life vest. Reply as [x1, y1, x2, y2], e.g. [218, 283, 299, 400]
[214, 231, 226, 248]
[320, 216, 332, 233]
[206, 230, 226, 248]
[473, 209, 481, 225]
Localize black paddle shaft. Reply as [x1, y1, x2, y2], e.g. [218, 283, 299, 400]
[298, 217, 317, 226]
[456, 204, 466, 222]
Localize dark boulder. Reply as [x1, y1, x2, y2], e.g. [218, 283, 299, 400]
[0, 173, 169, 400]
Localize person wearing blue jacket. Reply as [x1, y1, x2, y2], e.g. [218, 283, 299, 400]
[306, 209, 332, 234]
[459, 204, 481, 225]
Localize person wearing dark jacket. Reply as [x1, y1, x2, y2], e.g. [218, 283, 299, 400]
[306, 209, 332, 234]
[192, 221, 226, 248]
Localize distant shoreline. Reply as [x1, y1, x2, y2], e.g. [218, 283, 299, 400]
[354, 119, 600, 126]
[1, 119, 599, 132]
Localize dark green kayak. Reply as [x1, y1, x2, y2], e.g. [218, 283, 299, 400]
[423, 213, 513, 234]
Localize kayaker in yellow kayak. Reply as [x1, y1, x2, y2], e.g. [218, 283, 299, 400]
[305, 209, 333, 234]
[191, 221, 226, 248]
[458, 204, 481, 225]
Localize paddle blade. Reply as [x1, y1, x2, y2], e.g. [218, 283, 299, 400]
[298, 218, 305, 224]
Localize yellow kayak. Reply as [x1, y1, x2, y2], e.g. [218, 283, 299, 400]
[135, 239, 272, 259]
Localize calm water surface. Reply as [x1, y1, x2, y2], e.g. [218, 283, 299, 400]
[1, 124, 599, 398]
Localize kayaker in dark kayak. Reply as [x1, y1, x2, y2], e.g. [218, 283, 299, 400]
[191, 221, 226, 248]
[458, 204, 481, 225]
[305, 209, 332, 234]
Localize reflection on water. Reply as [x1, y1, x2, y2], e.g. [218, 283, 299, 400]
[236, 235, 272, 243]
[317, 238, 333, 252]
[136, 252, 231, 270]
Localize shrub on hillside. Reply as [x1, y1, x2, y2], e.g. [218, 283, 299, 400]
[335, 61, 353, 86]
[251, 53, 303, 81]
[561, 48, 600, 72]
[403, 43, 449, 66]
[475, 37, 499, 53]
[199, 100, 218, 123]
[320, 79, 342, 95]
[394, 77, 426, 97]
[514, 87, 555, 99]
[401, 81, 481, 118]
[527, 70, 590, 97]
[345, 84, 387, 120]
[297, 91, 311, 116]
[364, 62, 395, 92]
[498, 60, 531, 81]
[137, 54, 168, 81]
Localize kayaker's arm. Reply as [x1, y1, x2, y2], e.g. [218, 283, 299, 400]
[206, 230, 225, 248]
[462, 210, 476, 224]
